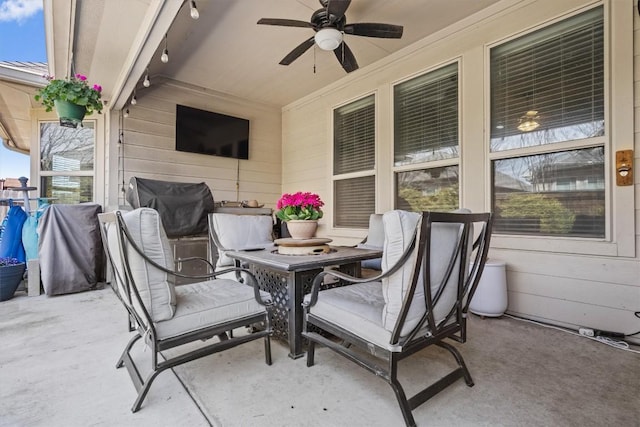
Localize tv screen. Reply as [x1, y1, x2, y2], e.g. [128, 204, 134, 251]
[175, 104, 249, 159]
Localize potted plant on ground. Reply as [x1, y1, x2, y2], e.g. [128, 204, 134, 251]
[0, 257, 26, 301]
[275, 192, 324, 239]
[35, 74, 103, 128]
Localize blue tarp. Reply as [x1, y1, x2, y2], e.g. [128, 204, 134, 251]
[0, 204, 28, 262]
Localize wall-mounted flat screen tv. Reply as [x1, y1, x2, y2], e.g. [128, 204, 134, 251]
[175, 104, 249, 160]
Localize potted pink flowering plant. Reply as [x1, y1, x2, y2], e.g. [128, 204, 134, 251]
[35, 73, 103, 127]
[275, 192, 324, 239]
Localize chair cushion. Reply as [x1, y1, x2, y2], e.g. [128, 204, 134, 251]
[357, 214, 384, 270]
[210, 214, 274, 267]
[305, 282, 394, 349]
[155, 279, 269, 340]
[120, 208, 176, 322]
[380, 210, 423, 334]
[381, 210, 471, 335]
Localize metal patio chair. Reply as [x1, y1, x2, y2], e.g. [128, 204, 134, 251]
[207, 212, 275, 272]
[98, 208, 272, 412]
[302, 210, 493, 427]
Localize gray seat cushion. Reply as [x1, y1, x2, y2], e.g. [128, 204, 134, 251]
[304, 281, 395, 350]
[357, 214, 384, 270]
[155, 279, 270, 340]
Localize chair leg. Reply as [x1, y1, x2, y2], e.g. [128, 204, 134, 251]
[117, 333, 142, 369]
[437, 341, 474, 386]
[264, 335, 272, 365]
[306, 339, 316, 367]
[131, 365, 170, 412]
[388, 357, 417, 427]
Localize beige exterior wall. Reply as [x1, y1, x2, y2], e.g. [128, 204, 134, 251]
[106, 80, 282, 211]
[282, 0, 640, 336]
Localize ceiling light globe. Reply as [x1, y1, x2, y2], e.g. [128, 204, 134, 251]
[190, 4, 199, 20]
[314, 28, 343, 51]
[161, 50, 169, 63]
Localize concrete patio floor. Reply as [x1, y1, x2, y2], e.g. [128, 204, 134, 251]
[1, 285, 638, 427]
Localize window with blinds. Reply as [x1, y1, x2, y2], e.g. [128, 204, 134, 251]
[334, 176, 375, 228]
[490, 6, 604, 150]
[334, 95, 375, 174]
[394, 62, 458, 166]
[333, 95, 376, 228]
[489, 6, 605, 238]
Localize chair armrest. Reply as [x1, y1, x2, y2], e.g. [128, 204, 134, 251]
[175, 256, 215, 272]
[305, 224, 419, 308]
[214, 266, 272, 307]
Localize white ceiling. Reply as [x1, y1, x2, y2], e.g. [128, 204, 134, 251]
[143, 0, 503, 107]
[2, 0, 506, 153]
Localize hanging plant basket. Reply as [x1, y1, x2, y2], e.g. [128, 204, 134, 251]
[0, 262, 26, 301]
[54, 99, 87, 128]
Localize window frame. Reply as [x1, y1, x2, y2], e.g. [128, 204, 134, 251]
[37, 119, 97, 204]
[391, 59, 462, 212]
[485, 1, 634, 257]
[331, 92, 377, 230]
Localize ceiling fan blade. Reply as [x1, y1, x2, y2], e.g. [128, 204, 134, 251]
[334, 42, 358, 73]
[326, 0, 351, 22]
[344, 23, 404, 38]
[257, 18, 312, 28]
[280, 37, 316, 65]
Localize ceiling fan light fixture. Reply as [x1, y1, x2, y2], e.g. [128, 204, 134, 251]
[517, 110, 540, 132]
[315, 28, 343, 51]
[189, 1, 199, 20]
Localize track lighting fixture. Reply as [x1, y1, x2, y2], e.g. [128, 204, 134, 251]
[143, 68, 150, 87]
[161, 34, 169, 63]
[190, 0, 199, 20]
[124, 108, 129, 118]
[130, 92, 137, 105]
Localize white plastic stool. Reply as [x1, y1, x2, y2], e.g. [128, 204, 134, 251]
[469, 259, 508, 317]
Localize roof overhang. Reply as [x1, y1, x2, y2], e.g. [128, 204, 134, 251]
[0, 62, 48, 154]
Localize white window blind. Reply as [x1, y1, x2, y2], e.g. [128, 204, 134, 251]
[334, 176, 375, 228]
[333, 95, 375, 175]
[394, 62, 458, 166]
[490, 6, 604, 150]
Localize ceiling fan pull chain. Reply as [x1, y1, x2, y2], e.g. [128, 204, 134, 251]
[314, 45, 317, 74]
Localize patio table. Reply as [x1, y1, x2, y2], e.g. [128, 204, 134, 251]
[227, 246, 382, 359]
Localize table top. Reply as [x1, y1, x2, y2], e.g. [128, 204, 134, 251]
[227, 246, 382, 272]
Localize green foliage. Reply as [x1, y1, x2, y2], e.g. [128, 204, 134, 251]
[499, 193, 575, 234]
[399, 186, 459, 212]
[35, 74, 103, 115]
[275, 205, 323, 221]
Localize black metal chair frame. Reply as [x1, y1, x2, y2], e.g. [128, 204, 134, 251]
[98, 211, 273, 412]
[302, 211, 493, 427]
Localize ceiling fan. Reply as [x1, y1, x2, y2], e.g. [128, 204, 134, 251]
[257, 0, 403, 73]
